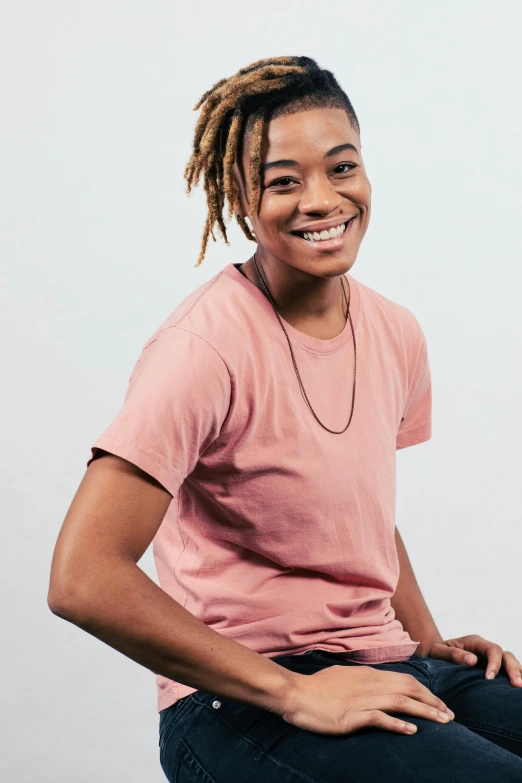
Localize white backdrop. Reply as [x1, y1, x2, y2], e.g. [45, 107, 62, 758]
[2, 1, 521, 780]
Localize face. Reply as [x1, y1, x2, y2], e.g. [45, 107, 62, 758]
[233, 106, 371, 278]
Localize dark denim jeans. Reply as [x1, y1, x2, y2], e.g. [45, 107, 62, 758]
[158, 649, 522, 781]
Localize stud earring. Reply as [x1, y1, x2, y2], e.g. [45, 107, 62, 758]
[235, 213, 256, 238]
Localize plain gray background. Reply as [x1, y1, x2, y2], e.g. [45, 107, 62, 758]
[2, 1, 521, 780]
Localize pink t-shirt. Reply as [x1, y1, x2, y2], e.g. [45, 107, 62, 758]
[87, 262, 432, 712]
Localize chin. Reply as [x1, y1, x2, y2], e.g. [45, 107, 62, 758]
[300, 252, 358, 278]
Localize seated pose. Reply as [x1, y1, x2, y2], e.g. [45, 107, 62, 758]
[48, 56, 522, 782]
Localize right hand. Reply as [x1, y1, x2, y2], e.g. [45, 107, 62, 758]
[279, 664, 455, 736]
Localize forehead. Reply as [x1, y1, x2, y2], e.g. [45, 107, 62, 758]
[245, 107, 360, 165]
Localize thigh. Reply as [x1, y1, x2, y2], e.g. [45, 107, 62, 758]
[158, 652, 522, 782]
[412, 653, 522, 758]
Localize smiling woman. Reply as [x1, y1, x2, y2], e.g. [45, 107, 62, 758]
[49, 54, 522, 783]
[185, 56, 369, 272]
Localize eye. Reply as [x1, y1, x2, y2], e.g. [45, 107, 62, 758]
[268, 176, 296, 188]
[334, 162, 358, 174]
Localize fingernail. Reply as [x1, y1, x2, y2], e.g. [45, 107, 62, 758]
[486, 671, 495, 680]
[445, 708, 455, 718]
[464, 654, 475, 665]
[515, 676, 522, 685]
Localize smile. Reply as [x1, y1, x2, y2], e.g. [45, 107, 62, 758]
[292, 216, 357, 243]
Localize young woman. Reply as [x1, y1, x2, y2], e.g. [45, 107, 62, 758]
[48, 56, 522, 781]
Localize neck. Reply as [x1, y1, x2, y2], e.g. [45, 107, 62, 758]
[239, 249, 350, 340]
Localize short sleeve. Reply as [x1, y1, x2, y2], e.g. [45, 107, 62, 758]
[396, 325, 432, 450]
[86, 326, 232, 495]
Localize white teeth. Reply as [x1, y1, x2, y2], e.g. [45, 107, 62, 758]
[301, 221, 348, 242]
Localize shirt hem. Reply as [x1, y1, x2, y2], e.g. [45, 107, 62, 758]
[156, 640, 420, 712]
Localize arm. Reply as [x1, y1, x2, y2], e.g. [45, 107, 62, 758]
[48, 452, 298, 714]
[391, 526, 443, 656]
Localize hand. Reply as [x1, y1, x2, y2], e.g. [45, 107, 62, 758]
[426, 634, 522, 687]
[279, 664, 455, 736]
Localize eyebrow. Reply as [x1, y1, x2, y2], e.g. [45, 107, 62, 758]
[262, 143, 359, 172]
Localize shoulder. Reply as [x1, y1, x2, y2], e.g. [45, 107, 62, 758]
[354, 276, 426, 348]
[139, 265, 264, 375]
[137, 267, 241, 358]
[141, 269, 225, 346]
[128, 265, 258, 386]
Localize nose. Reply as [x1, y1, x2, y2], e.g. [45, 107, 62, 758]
[299, 176, 343, 215]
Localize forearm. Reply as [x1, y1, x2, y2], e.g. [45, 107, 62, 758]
[48, 557, 299, 714]
[391, 527, 443, 655]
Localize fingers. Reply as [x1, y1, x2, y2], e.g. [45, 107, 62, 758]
[429, 642, 477, 666]
[400, 673, 454, 716]
[484, 643, 504, 679]
[374, 671, 452, 714]
[455, 640, 522, 686]
[376, 693, 455, 724]
[456, 643, 522, 686]
[373, 670, 450, 714]
[350, 701, 454, 736]
[498, 651, 522, 687]
[348, 677, 458, 737]
[346, 709, 419, 736]
[364, 693, 455, 723]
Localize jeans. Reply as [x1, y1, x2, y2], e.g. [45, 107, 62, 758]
[158, 649, 522, 781]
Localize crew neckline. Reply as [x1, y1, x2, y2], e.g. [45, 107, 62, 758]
[223, 262, 361, 355]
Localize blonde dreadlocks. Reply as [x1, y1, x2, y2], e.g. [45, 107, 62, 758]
[184, 56, 360, 267]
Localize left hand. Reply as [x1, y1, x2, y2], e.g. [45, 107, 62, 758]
[426, 634, 522, 687]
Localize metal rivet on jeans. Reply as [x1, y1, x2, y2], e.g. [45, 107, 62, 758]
[212, 699, 221, 709]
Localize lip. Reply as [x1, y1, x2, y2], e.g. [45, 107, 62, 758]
[290, 214, 358, 235]
[291, 215, 357, 249]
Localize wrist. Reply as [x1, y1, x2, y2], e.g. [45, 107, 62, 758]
[261, 666, 304, 717]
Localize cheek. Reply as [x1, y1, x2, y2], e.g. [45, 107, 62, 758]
[343, 177, 371, 203]
[257, 199, 295, 236]
[360, 174, 372, 201]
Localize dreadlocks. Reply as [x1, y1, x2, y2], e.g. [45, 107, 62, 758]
[184, 56, 360, 267]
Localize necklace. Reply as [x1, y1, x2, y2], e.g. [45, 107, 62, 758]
[252, 252, 357, 434]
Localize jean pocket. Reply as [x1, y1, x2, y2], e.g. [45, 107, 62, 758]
[192, 689, 280, 738]
[168, 738, 217, 783]
[159, 694, 197, 747]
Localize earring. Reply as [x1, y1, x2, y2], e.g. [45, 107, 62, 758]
[235, 213, 256, 238]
